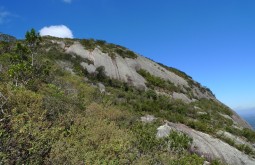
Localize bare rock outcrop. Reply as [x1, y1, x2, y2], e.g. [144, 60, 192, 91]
[172, 92, 193, 103]
[97, 83, 106, 94]
[64, 41, 253, 131]
[217, 131, 254, 148]
[156, 123, 173, 138]
[164, 122, 255, 165]
[65, 42, 189, 89]
[141, 115, 156, 123]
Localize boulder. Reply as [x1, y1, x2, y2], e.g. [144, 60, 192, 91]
[156, 123, 173, 138]
[172, 92, 193, 103]
[166, 122, 255, 165]
[197, 112, 208, 115]
[141, 115, 156, 123]
[97, 83, 105, 93]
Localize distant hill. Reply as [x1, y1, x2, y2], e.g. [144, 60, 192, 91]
[244, 115, 255, 129]
[236, 109, 255, 129]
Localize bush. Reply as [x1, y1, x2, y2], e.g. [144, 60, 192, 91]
[242, 128, 255, 143]
[169, 154, 204, 165]
[0, 88, 63, 164]
[95, 66, 107, 81]
[132, 123, 162, 153]
[49, 104, 136, 164]
[187, 120, 214, 134]
[166, 131, 192, 153]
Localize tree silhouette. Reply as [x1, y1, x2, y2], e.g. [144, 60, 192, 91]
[25, 28, 41, 66]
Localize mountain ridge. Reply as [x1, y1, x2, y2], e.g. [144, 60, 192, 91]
[0, 32, 255, 164]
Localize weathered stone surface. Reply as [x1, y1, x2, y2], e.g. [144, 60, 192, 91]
[81, 62, 96, 74]
[64, 41, 253, 131]
[51, 40, 66, 49]
[203, 161, 210, 165]
[136, 56, 188, 87]
[66, 42, 189, 90]
[141, 115, 156, 123]
[219, 113, 233, 121]
[197, 111, 208, 115]
[172, 92, 193, 103]
[166, 122, 255, 165]
[56, 60, 75, 75]
[97, 83, 105, 93]
[217, 131, 254, 149]
[156, 123, 172, 138]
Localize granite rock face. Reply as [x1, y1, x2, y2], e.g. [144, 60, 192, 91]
[64, 41, 253, 130]
[65, 42, 189, 87]
[65, 42, 215, 98]
[165, 122, 255, 165]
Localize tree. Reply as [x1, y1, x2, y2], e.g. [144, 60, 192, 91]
[96, 66, 107, 81]
[8, 43, 32, 86]
[25, 28, 41, 66]
[8, 62, 32, 86]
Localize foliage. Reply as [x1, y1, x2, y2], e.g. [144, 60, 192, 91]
[241, 128, 255, 143]
[49, 104, 136, 164]
[25, 28, 41, 49]
[131, 123, 162, 153]
[0, 87, 62, 164]
[166, 131, 192, 153]
[25, 28, 42, 66]
[96, 66, 107, 81]
[169, 154, 205, 165]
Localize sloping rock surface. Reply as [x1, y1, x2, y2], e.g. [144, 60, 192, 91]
[64, 41, 253, 130]
[66, 42, 189, 89]
[165, 122, 255, 165]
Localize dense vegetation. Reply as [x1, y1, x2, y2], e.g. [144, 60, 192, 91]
[0, 30, 254, 164]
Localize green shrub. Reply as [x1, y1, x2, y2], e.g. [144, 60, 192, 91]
[49, 104, 136, 164]
[166, 131, 192, 153]
[132, 123, 162, 153]
[96, 66, 107, 81]
[242, 128, 255, 143]
[169, 154, 205, 165]
[188, 120, 214, 134]
[237, 144, 255, 156]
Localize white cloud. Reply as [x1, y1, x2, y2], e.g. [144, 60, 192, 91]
[0, 8, 10, 24]
[63, 0, 72, 3]
[39, 25, 74, 38]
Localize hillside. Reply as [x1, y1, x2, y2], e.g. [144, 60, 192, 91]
[0, 31, 255, 165]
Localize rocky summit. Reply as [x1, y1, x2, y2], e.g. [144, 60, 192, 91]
[0, 32, 254, 164]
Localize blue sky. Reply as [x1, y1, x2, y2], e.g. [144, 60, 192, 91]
[1, 0, 255, 113]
